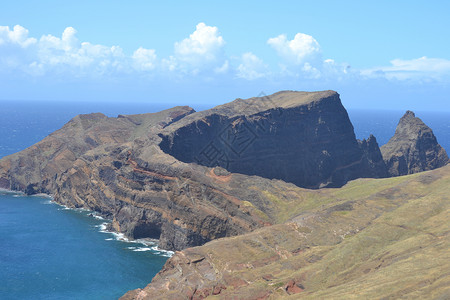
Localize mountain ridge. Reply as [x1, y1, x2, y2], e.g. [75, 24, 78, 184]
[0, 91, 448, 299]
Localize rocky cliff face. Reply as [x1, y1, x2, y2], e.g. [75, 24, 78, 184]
[381, 110, 449, 176]
[0, 92, 446, 253]
[159, 91, 387, 188]
[358, 135, 388, 178]
[121, 164, 450, 299]
[1, 91, 449, 298]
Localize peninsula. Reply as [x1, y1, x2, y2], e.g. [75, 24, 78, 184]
[0, 91, 448, 299]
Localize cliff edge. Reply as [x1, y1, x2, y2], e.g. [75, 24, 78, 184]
[0, 92, 446, 253]
[381, 110, 449, 176]
[160, 90, 387, 188]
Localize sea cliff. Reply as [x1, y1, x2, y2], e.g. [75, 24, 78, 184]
[1, 90, 449, 298]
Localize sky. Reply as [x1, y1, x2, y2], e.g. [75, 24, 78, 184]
[1, 0, 450, 110]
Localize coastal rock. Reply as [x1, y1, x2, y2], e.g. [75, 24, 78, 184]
[0, 90, 390, 251]
[381, 110, 449, 176]
[358, 135, 388, 178]
[1, 91, 449, 299]
[0, 104, 283, 250]
[121, 164, 450, 299]
[159, 91, 387, 188]
[2, 91, 445, 253]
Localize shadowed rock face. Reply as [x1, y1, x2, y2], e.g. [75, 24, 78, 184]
[121, 164, 450, 300]
[358, 135, 388, 178]
[0, 92, 445, 253]
[2, 91, 449, 299]
[381, 110, 449, 176]
[160, 91, 387, 188]
[0, 90, 389, 252]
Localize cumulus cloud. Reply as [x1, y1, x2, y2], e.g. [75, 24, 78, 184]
[169, 22, 226, 73]
[268, 33, 322, 65]
[362, 56, 450, 81]
[237, 52, 268, 80]
[2, 23, 448, 86]
[0, 25, 155, 78]
[214, 60, 229, 74]
[36, 27, 128, 76]
[267, 32, 335, 79]
[132, 47, 157, 71]
[0, 25, 36, 47]
[266, 32, 355, 80]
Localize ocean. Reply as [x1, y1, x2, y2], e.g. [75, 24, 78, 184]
[0, 100, 449, 299]
[0, 101, 195, 300]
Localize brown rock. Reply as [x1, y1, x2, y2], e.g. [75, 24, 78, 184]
[285, 279, 304, 294]
[159, 91, 387, 189]
[381, 110, 449, 176]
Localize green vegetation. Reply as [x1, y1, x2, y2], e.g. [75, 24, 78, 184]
[132, 165, 450, 299]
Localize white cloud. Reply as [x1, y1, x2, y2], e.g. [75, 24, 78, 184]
[2, 24, 448, 86]
[37, 27, 127, 75]
[0, 25, 37, 47]
[362, 56, 450, 81]
[267, 33, 321, 65]
[0, 25, 152, 78]
[214, 60, 229, 74]
[170, 22, 226, 73]
[266, 33, 355, 81]
[132, 47, 157, 71]
[237, 52, 268, 80]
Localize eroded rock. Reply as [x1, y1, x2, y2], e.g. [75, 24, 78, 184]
[381, 110, 449, 176]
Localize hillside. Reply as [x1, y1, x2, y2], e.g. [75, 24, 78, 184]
[122, 165, 450, 299]
[0, 90, 448, 299]
[0, 91, 390, 251]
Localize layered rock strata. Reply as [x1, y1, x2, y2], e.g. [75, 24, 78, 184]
[159, 90, 387, 188]
[381, 110, 449, 176]
[0, 92, 447, 254]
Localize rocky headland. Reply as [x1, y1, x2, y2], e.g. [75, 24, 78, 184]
[159, 90, 388, 188]
[381, 110, 449, 176]
[0, 90, 448, 299]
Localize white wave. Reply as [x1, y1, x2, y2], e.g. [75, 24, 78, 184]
[160, 252, 174, 257]
[135, 238, 157, 246]
[96, 223, 109, 232]
[41, 200, 55, 205]
[133, 247, 152, 252]
[111, 232, 130, 242]
[89, 217, 173, 258]
[150, 245, 174, 257]
[32, 193, 54, 200]
[58, 206, 72, 210]
[74, 207, 90, 212]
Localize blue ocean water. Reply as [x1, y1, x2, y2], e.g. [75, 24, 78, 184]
[0, 100, 449, 299]
[0, 101, 208, 300]
[348, 109, 450, 152]
[0, 192, 168, 300]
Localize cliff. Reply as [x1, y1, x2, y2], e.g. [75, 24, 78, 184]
[159, 90, 387, 188]
[1, 91, 449, 298]
[0, 90, 387, 251]
[381, 110, 449, 176]
[122, 164, 450, 299]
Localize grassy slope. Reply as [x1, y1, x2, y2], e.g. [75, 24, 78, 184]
[128, 165, 450, 299]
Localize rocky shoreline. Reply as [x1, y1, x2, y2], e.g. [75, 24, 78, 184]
[0, 91, 447, 252]
[1, 90, 448, 298]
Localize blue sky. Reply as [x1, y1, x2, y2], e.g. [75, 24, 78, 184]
[1, 0, 450, 110]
